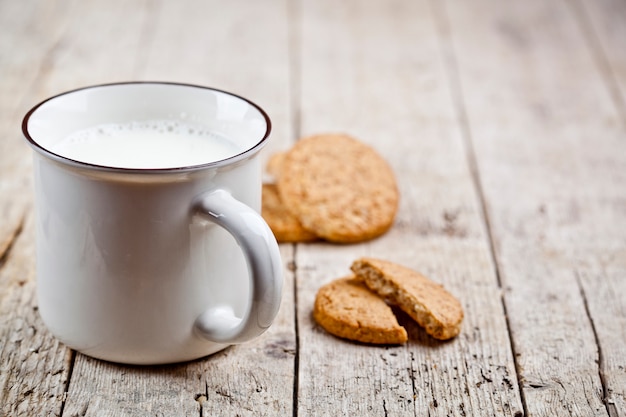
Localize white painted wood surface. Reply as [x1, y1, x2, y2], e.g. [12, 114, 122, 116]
[443, 0, 626, 414]
[0, 0, 624, 416]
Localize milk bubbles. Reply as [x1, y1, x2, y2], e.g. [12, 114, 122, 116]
[51, 120, 242, 169]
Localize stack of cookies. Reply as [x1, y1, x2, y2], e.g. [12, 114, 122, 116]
[262, 133, 399, 243]
[314, 258, 464, 344]
[262, 134, 463, 344]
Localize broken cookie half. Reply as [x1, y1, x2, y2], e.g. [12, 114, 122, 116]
[313, 258, 463, 344]
[313, 276, 408, 344]
[351, 258, 463, 340]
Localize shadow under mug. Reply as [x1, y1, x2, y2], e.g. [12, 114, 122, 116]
[22, 82, 283, 365]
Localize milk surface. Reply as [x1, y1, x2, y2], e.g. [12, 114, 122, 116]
[51, 120, 241, 169]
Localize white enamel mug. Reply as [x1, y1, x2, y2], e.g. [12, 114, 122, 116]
[22, 82, 283, 365]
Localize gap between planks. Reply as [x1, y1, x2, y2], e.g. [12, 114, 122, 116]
[574, 271, 617, 417]
[291, 244, 301, 417]
[288, 1, 303, 415]
[57, 350, 77, 417]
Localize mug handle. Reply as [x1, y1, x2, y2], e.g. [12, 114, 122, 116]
[192, 189, 283, 344]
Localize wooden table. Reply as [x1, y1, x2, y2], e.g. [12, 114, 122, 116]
[1, 0, 625, 415]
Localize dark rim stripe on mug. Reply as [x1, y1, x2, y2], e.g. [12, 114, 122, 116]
[22, 81, 272, 174]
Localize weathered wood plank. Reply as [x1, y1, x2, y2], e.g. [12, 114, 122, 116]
[0, 217, 72, 417]
[572, 0, 626, 128]
[576, 261, 626, 417]
[0, 0, 72, 257]
[64, 356, 203, 416]
[570, 1, 626, 414]
[295, 0, 522, 415]
[0, 2, 78, 416]
[1, 0, 171, 416]
[55, 0, 296, 416]
[62, 247, 295, 417]
[443, 0, 626, 414]
[197, 246, 295, 417]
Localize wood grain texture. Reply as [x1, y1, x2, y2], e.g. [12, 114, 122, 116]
[52, 0, 296, 416]
[570, 3, 626, 414]
[198, 244, 295, 417]
[573, 0, 626, 128]
[0, 0, 68, 257]
[0, 2, 78, 416]
[443, 0, 626, 414]
[295, 0, 522, 415]
[0, 217, 72, 417]
[1, 0, 624, 415]
[62, 245, 295, 417]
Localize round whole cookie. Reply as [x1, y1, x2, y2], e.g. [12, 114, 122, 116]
[313, 276, 408, 344]
[262, 183, 318, 243]
[277, 134, 399, 243]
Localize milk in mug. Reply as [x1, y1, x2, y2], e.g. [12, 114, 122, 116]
[51, 120, 241, 169]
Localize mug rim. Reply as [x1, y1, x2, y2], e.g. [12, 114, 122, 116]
[21, 81, 272, 174]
